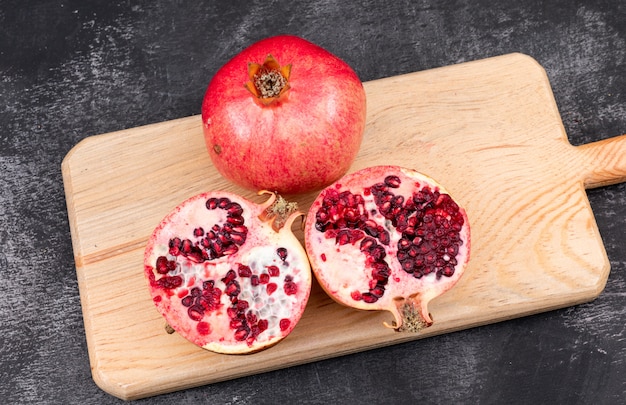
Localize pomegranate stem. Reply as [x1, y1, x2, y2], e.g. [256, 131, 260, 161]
[385, 295, 432, 333]
[266, 194, 299, 231]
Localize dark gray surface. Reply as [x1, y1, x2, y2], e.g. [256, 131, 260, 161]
[1, 1, 625, 403]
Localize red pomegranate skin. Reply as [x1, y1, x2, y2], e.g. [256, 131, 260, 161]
[201, 35, 367, 195]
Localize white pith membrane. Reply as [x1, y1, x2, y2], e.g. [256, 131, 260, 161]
[305, 166, 470, 332]
[144, 191, 311, 354]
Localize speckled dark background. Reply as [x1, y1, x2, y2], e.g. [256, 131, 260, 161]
[1, 1, 625, 403]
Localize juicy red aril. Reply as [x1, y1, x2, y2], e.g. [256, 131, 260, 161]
[225, 280, 241, 297]
[279, 318, 291, 331]
[156, 275, 182, 289]
[234, 328, 249, 341]
[238, 264, 252, 277]
[284, 276, 298, 295]
[267, 265, 280, 277]
[384, 175, 401, 188]
[266, 283, 278, 295]
[155, 256, 176, 274]
[188, 305, 205, 321]
[277, 247, 288, 261]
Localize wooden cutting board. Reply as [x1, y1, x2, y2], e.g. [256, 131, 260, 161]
[62, 53, 626, 400]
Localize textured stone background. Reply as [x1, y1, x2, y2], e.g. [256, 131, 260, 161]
[1, 1, 624, 403]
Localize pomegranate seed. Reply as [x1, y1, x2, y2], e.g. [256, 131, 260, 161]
[378, 228, 390, 245]
[156, 275, 182, 289]
[284, 280, 298, 295]
[370, 286, 385, 298]
[230, 225, 247, 234]
[361, 292, 378, 303]
[186, 249, 204, 263]
[168, 237, 182, 255]
[229, 233, 246, 245]
[259, 273, 270, 284]
[335, 229, 352, 245]
[234, 327, 249, 341]
[249, 325, 261, 340]
[384, 175, 401, 188]
[188, 305, 204, 321]
[222, 244, 239, 256]
[181, 296, 194, 307]
[181, 239, 194, 254]
[227, 307, 238, 319]
[155, 256, 171, 274]
[277, 247, 288, 261]
[217, 198, 231, 209]
[227, 215, 244, 225]
[257, 319, 269, 332]
[371, 263, 390, 281]
[226, 202, 243, 216]
[238, 264, 252, 277]
[205, 197, 219, 210]
[230, 318, 244, 329]
[441, 266, 455, 277]
[222, 269, 236, 284]
[266, 265, 280, 277]
[279, 318, 291, 331]
[370, 245, 386, 261]
[237, 300, 249, 311]
[266, 283, 278, 295]
[360, 237, 376, 252]
[402, 259, 415, 273]
[246, 312, 258, 324]
[225, 281, 241, 297]
[196, 322, 210, 335]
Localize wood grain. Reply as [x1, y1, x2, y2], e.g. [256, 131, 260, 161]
[61, 53, 626, 400]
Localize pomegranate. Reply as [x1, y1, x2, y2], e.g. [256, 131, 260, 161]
[144, 191, 312, 354]
[201, 35, 367, 194]
[304, 166, 470, 332]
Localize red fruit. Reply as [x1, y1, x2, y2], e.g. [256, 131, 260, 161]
[144, 191, 312, 354]
[304, 166, 471, 332]
[201, 35, 367, 194]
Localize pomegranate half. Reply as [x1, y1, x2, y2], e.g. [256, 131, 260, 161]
[304, 166, 470, 332]
[144, 191, 312, 354]
[201, 35, 367, 194]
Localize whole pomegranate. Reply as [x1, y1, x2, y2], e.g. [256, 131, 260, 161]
[304, 166, 470, 332]
[144, 191, 312, 354]
[201, 35, 367, 195]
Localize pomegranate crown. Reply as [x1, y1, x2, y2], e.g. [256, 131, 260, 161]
[245, 54, 292, 105]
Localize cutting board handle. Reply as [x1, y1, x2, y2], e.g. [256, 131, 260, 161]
[579, 134, 626, 189]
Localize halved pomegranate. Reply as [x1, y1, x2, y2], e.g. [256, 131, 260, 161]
[304, 166, 470, 332]
[144, 191, 311, 354]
